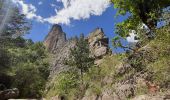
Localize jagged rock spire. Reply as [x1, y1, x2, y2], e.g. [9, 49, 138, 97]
[44, 24, 66, 53]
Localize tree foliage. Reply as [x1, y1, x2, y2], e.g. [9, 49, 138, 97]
[0, 0, 30, 37]
[112, 0, 170, 29]
[66, 34, 94, 82]
[0, 2, 50, 98]
[112, 0, 170, 91]
[112, 0, 170, 51]
[11, 42, 50, 98]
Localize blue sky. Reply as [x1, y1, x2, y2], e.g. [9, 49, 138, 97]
[11, 0, 130, 52]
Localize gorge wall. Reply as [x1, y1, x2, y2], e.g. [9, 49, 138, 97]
[44, 24, 110, 76]
[43, 25, 170, 100]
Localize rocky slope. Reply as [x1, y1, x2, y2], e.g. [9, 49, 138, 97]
[44, 25, 109, 77]
[44, 25, 170, 100]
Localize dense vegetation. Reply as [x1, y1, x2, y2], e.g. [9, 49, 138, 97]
[45, 0, 170, 100]
[45, 34, 94, 99]
[0, 1, 50, 99]
[0, 0, 169, 99]
[111, 0, 170, 90]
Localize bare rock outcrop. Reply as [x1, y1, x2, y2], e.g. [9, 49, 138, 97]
[44, 24, 76, 76]
[49, 39, 76, 76]
[87, 28, 110, 65]
[87, 28, 109, 58]
[44, 25, 109, 76]
[0, 88, 19, 100]
[44, 24, 66, 53]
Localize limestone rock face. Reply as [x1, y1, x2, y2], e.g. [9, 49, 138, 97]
[87, 28, 109, 58]
[114, 83, 135, 99]
[50, 40, 76, 76]
[44, 24, 66, 53]
[44, 24, 76, 76]
[94, 46, 108, 58]
[44, 26, 110, 76]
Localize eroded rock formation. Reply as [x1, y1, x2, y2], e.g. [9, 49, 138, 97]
[44, 24, 66, 53]
[44, 24, 76, 77]
[87, 28, 109, 58]
[44, 25, 109, 76]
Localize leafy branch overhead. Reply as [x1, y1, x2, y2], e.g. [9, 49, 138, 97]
[111, 0, 170, 51]
[112, 0, 170, 29]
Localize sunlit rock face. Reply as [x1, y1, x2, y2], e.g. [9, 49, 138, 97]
[44, 24, 76, 76]
[87, 28, 109, 58]
[44, 25, 110, 76]
[44, 24, 66, 53]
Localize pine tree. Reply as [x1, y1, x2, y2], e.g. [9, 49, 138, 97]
[66, 33, 94, 84]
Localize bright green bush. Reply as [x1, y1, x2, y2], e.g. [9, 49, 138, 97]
[45, 71, 80, 99]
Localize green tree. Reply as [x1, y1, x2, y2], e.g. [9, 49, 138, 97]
[111, 0, 170, 51]
[2, 8, 30, 37]
[11, 42, 50, 98]
[0, 0, 30, 37]
[112, 0, 170, 30]
[0, 3, 31, 92]
[66, 34, 94, 83]
[0, 2, 50, 98]
[56, 71, 79, 96]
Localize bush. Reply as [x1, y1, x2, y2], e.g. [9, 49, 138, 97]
[13, 63, 46, 98]
[45, 71, 80, 99]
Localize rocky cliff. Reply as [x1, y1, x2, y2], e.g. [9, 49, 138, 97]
[87, 28, 109, 58]
[44, 25, 170, 100]
[44, 24, 66, 53]
[44, 25, 76, 77]
[44, 25, 109, 77]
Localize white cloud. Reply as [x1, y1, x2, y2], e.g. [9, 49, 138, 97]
[11, 0, 44, 23]
[11, 0, 110, 25]
[38, 1, 43, 5]
[45, 0, 110, 25]
[127, 30, 138, 43]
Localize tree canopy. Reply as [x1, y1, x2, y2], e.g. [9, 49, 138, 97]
[66, 34, 94, 82]
[112, 0, 170, 51]
[0, 1, 50, 98]
[112, 0, 170, 29]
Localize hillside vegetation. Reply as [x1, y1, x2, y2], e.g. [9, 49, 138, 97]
[44, 0, 170, 99]
[45, 24, 170, 100]
[0, 0, 170, 100]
